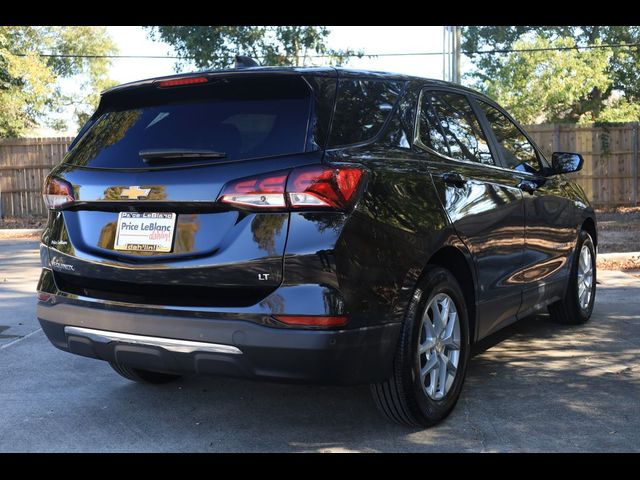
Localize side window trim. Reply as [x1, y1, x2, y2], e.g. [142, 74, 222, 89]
[466, 94, 510, 171]
[413, 86, 497, 169]
[470, 94, 550, 173]
[414, 89, 452, 157]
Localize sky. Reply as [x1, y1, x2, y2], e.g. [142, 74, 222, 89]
[106, 26, 456, 83]
[52, 26, 467, 134]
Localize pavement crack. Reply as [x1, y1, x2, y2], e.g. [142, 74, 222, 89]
[463, 405, 487, 452]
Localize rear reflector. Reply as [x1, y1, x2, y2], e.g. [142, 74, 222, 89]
[218, 165, 364, 211]
[37, 292, 51, 302]
[43, 176, 75, 210]
[157, 76, 208, 88]
[274, 315, 348, 327]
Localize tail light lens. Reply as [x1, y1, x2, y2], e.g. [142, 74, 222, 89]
[218, 165, 364, 211]
[156, 76, 208, 88]
[218, 172, 288, 208]
[43, 177, 75, 210]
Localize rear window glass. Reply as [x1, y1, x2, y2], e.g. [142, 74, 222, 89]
[65, 77, 312, 169]
[328, 78, 404, 147]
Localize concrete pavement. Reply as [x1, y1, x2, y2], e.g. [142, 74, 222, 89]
[1, 238, 639, 452]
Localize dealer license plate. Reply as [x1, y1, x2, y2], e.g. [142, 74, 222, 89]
[114, 212, 177, 252]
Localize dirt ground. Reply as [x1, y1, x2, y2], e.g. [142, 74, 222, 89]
[0, 216, 46, 240]
[596, 207, 640, 254]
[0, 216, 47, 229]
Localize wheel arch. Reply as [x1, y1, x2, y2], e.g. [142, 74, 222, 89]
[581, 217, 597, 248]
[425, 245, 478, 344]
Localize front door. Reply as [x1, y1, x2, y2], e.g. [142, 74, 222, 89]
[473, 98, 579, 317]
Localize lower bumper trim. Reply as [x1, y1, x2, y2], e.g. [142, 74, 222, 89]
[64, 326, 243, 355]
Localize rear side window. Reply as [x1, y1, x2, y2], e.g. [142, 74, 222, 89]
[65, 76, 312, 169]
[418, 90, 494, 166]
[328, 78, 404, 147]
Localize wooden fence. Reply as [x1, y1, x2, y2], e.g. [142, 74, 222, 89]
[527, 123, 640, 207]
[0, 137, 73, 217]
[0, 124, 639, 217]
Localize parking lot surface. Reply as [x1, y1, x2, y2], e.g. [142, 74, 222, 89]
[1, 238, 639, 452]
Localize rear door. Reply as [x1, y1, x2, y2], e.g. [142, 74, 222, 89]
[45, 73, 335, 306]
[416, 89, 526, 340]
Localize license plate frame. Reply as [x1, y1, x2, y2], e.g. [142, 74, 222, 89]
[114, 212, 177, 253]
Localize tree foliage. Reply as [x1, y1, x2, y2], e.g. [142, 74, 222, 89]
[0, 26, 117, 137]
[144, 26, 361, 71]
[461, 26, 640, 124]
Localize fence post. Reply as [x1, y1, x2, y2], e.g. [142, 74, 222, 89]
[553, 123, 561, 153]
[633, 122, 639, 206]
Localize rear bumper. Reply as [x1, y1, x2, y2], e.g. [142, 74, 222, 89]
[37, 300, 401, 385]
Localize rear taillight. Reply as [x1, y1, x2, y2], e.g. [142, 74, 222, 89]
[218, 172, 288, 208]
[43, 177, 75, 210]
[217, 165, 364, 211]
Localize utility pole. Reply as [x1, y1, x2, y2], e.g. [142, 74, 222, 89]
[454, 26, 461, 84]
[443, 26, 461, 84]
[442, 26, 448, 82]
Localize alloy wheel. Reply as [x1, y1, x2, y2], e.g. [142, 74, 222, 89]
[418, 293, 461, 400]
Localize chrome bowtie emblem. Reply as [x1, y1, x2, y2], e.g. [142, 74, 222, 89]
[121, 186, 151, 200]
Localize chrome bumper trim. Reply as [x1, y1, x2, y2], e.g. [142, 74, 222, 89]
[64, 326, 242, 355]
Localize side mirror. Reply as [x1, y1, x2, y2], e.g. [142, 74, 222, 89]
[552, 152, 584, 174]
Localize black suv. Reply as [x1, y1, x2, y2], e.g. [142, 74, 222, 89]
[37, 67, 597, 427]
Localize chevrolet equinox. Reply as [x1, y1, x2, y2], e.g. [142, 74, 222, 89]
[37, 66, 597, 427]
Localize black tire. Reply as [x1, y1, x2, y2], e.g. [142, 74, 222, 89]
[109, 361, 182, 384]
[548, 230, 596, 325]
[370, 266, 470, 427]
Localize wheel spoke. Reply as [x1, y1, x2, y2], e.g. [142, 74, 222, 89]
[419, 338, 435, 354]
[420, 354, 438, 380]
[443, 353, 457, 375]
[443, 307, 456, 338]
[428, 368, 437, 397]
[422, 309, 436, 338]
[431, 301, 445, 335]
[580, 249, 588, 270]
[439, 297, 450, 335]
[579, 286, 588, 305]
[441, 334, 460, 350]
[437, 353, 448, 394]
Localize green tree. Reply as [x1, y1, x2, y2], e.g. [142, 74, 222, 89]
[481, 36, 611, 124]
[0, 26, 117, 137]
[144, 26, 361, 70]
[462, 26, 640, 123]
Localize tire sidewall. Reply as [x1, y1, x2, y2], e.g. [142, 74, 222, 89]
[402, 267, 470, 424]
[569, 232, 597, 321]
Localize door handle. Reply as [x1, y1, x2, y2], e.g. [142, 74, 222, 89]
[517, 179, 538, 194]
[442, 172, 467, 188]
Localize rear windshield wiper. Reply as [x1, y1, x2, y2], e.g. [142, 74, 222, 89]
[139, 149, 227, 163]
